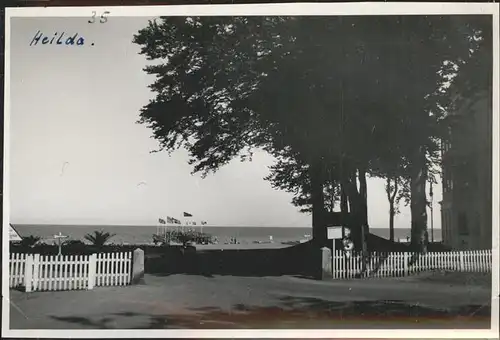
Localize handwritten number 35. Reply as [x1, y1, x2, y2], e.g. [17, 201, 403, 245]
[89, 11, 110, 24]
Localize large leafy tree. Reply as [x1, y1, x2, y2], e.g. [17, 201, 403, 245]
[133, 15, 484, 251]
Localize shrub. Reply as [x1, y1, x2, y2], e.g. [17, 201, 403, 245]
[63, 239, 86, 247]
[152, 233, 168, 245]
[62, 239, 87, 252]
[20, 235, 42, 248]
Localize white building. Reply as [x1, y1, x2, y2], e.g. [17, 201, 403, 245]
[9, 224, 22, 242]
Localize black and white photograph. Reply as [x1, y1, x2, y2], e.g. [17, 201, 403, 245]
[2, 3, 499, 337]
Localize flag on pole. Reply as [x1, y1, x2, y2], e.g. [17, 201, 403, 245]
[158, 218, 166, 224]
[173, 218, 181, 224]
[166, 216, 175, 224]
[192, 222, 197, 226]
[183, 212, 193, 217]
[201, 221, 207, 225]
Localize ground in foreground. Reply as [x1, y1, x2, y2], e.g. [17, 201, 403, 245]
[9, 273, 491, 329]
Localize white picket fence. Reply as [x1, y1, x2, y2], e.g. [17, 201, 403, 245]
[9, 252, 133, 292]
[95, 252, 133, 287]
[332, 249, 492, 279]
[9, 253, 27, 288]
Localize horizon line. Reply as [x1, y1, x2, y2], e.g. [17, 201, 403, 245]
[10, 223, 441, 230]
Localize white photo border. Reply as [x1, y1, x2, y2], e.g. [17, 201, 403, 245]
[3, 2, 499, 338]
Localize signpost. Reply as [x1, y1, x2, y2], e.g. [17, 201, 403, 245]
[54, 232, 68, 256]
[327, 226, 343, 254]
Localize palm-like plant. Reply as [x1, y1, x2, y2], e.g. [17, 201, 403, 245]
[20, 235, 41, 248]
[84, 231, 115, 247]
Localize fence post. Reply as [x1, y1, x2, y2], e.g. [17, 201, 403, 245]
[24, 255, 34, 293]
[131, 248, 145, 284]
[488, 249, 492, 272]
[320, 247, 332, 280]
[32, 254, 40, 291]
[403, 252, 409, 276]
[88, 254, 97, 290]
[459, 251, 465, 271]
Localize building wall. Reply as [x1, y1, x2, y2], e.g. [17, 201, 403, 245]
[474, 94, 493, 249]
[440, 91, 492, 250]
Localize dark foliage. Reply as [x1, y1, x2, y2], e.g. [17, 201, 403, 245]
[133, 16, 491, 251]
[19, 235, 41, 248]
[84, 231, 116, 247]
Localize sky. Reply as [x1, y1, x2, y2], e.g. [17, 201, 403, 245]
[8, 16, 442, 229]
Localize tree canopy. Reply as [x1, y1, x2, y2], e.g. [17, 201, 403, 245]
[133, 15, 489, 251]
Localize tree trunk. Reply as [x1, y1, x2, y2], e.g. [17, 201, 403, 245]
[410, 146, 429, 253]
[386, 177, 398, 243]
[346, 172, 359, 250]
[389, 206, 395, 242]
[340, 182, 348, 239]
[358, 167, 369, 254]
[309, 159, 327, 247]
[345, 170, 364, 251]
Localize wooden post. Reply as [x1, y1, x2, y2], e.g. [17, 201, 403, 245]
[331, 239, 336, 279]
[24, 255, 34, 292]
[320, 247, 332, 280]
[459, 251, 465, 271]
[403, 252, 409, 276]
[88, 254, 97, 290]
[131, 248, 145, 284]
[32, 254, 40, 291]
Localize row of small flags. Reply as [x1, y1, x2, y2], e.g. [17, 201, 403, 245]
[158, 212, 207, 226]
[158, 217, 181, 225]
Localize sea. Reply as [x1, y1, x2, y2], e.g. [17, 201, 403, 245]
[11, 224, 442, 245]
